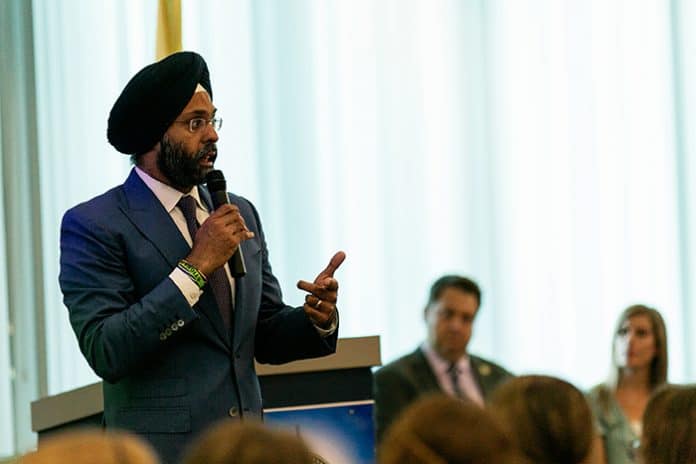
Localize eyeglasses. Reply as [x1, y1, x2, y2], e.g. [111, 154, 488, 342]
[174, 117, 223, 133]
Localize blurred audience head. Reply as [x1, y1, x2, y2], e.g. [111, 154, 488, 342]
[379, 394, 524, 464]
[182, 420, 314, 464]
[489, 375, 593, 464]
[641, 384, 696, 464]
[20, 428, 159, 464]
[424, 275, 482, 363]
[610, 304, 667, 388]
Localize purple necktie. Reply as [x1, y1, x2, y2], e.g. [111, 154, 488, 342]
[448, 363, 464, 399]
[177, 195, 232, 330]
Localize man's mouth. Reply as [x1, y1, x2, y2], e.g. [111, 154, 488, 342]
[198, 148, 217, 166]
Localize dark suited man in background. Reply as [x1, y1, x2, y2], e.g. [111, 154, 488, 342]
[59, 51, 345, 464]
[373, 275, 512, 441]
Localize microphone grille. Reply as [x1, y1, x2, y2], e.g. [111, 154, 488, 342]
[206, 169, 226, 192]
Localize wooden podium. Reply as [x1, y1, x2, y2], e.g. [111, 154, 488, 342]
[31, 336, 381, 441]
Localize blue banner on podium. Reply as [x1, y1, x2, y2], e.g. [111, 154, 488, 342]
[265, 400, 375, 464]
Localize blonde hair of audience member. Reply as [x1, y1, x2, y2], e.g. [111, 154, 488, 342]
[378, 394, 525, 464]
[641, 384, 696, 464]
[489, 375, 594, 464]
[20, 428, 159, 464]
[182, 420, 314, 464]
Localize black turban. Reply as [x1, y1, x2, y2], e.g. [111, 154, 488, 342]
[107, 51, 213, 155]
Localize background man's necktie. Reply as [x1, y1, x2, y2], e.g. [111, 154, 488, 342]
[448, 363, 464, 399]
[177, 195, 232, 330]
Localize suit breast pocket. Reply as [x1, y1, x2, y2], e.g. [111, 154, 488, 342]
[111, 378, 191, 434]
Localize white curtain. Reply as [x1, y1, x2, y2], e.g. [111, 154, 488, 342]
[178, 0, 692, 385]
[33, 0, 158, 393]
[484, 0, 685, 382]
[4, 0, 692, 455]
[672, 0, 696, 373]
[0, 95, 15, 454]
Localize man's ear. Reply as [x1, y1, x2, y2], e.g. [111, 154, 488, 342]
[133, 143, 160, 170]
[153, 139, 162, 153]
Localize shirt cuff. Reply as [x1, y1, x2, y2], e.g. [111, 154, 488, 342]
[313, 310, 338, 338]
[169, 268, 203, 307]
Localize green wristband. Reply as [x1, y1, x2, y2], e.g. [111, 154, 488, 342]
[177, 260, 207, 289]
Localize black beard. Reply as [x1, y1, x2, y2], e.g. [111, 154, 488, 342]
[157, 138, 216, 190]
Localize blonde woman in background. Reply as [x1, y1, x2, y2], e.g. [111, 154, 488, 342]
[586, 305, 668, 464]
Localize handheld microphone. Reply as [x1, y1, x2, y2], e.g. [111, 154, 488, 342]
[205, 169, 247, 278]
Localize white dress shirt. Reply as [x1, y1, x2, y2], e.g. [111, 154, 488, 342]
[422, 342, 485, 406]
[135, 166, 234, 307]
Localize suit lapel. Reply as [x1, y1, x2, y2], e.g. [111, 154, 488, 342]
[413, 348, 443, 392]
[230, 243, 260, 352]
[120, 170, 231, 350]
[121, 169, 190, 268]
[199, 186, 264, 353]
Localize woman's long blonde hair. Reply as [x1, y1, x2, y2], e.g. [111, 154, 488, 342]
[608, 304, 668, 390]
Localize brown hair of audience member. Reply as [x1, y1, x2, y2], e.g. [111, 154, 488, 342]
[489, 375, 594, 464]
[641, 384, 696, 464]
[20, 428, 159, 464]
[182, 420, 314, 464]
[378, 394, 525, 464]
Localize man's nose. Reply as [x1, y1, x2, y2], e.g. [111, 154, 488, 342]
[202, 123, 219, 143]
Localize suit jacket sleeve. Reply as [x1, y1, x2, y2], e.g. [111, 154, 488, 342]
[243, 198, 338, 363]
[59, 203, 198, 384]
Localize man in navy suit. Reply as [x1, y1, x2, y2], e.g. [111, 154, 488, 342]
[373, 275, 512, 442]
[59, 51, 345, 464]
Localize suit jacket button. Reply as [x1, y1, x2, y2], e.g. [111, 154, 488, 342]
[159, 332, 166, 341]
[228, 407, 238, 417]
[164, 328, 173, 337]
[177, 319, 185, 327]
[171, 322, 179, 331]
